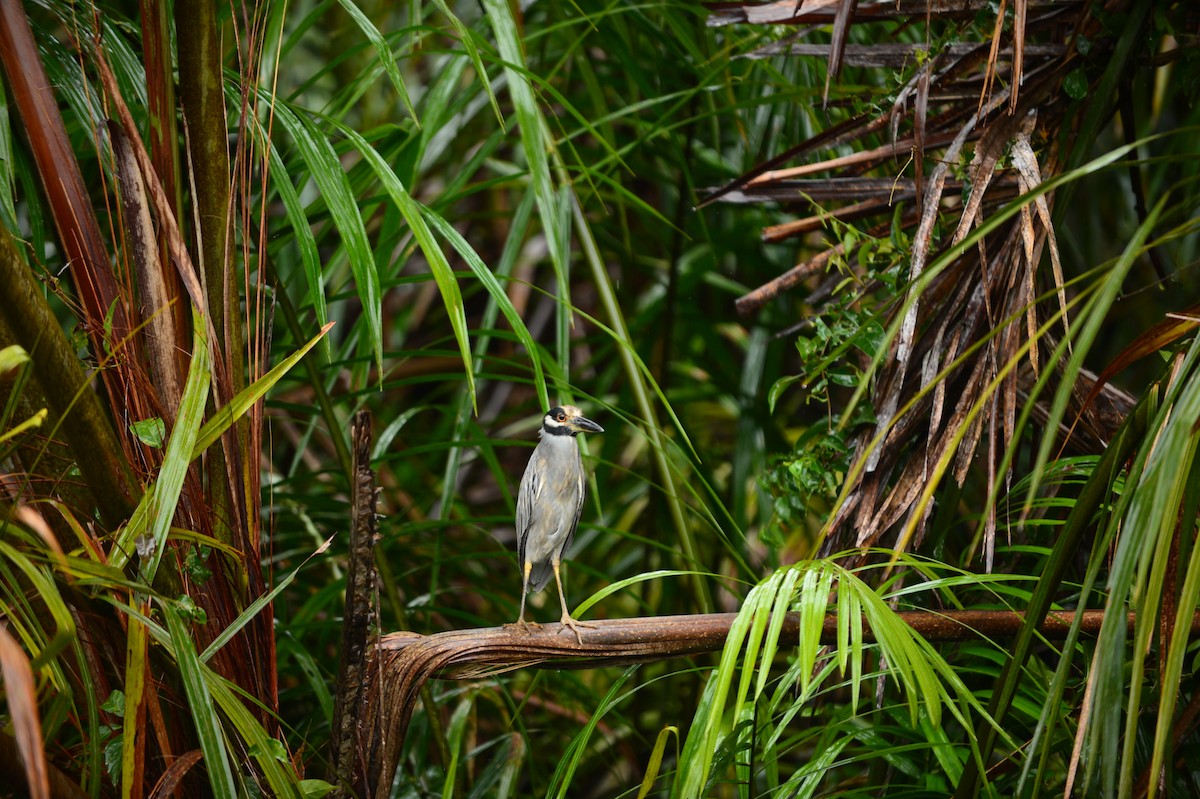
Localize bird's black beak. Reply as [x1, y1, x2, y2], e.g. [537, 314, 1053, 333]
[572, 416, 604, 434]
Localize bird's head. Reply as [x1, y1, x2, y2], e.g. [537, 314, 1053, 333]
[542, 405, 604, 437]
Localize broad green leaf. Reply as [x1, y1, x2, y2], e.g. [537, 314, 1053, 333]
[299, 779, 335, 799]
[128, 417, 165, 448]
[101, 691, 125, 717]
[248, 737, 288, 762]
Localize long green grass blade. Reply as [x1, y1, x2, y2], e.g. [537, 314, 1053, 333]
[163, 603, 236, 798]
[110, 309, 210, 575]
[636, 725, 679, 799]
[420, 203, 547, 406]
[1110, 335, 1200, 799]
[333, 0, 417, 125]
[206, 673, 304, 798]
[1024, 196, 1168, 515]
[479, 0, 566, 289]
[121, 604, 148, 799]
[1151, 448, 1200, 797]
[954, 398, 1151, 799]
[441, 695, 474, 799]
[200, 537, 332, 663]
[191, 322, 333, 458]
[270, 101, 382, 375]
[572, 570, 712, 617]
[678, 559, 985, 797]
[570, 199, 709, 604]
[265, 140, 325, 331]
[427, 0, 503, 130]
[329, 123, 478, 412]
[550, 668, 636, 799]
[679, 586, 755, 797]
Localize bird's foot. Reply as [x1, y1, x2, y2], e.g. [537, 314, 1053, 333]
[504, 619, 542, 634]
[558, 614, 596, 645]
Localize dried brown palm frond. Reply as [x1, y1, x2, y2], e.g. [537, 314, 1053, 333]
[706, 0, 1165, 564]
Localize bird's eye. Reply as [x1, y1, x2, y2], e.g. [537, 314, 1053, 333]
[556, 411, 566, 422]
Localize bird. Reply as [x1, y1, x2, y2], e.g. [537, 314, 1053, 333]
[512, 405, 604, 644]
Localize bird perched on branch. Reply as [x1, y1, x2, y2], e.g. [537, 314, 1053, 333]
[512, 405, 604, 644]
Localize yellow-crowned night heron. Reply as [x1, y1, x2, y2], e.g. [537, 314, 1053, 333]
[513, 405, 603, 643]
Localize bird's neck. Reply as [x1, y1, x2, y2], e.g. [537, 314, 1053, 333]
[540, 423, 576, 438]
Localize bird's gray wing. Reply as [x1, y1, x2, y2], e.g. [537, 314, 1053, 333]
[562, 451, 587, 552]
[515, 455, 537, 565]
[572, 465, 586, 528]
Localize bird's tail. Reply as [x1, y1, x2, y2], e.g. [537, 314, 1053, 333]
[528, 560, 554, 594]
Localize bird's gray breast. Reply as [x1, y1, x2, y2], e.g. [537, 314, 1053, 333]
[519, 438, 585, 565]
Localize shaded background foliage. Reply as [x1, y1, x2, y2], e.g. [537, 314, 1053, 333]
[0, 0, 1199, 797]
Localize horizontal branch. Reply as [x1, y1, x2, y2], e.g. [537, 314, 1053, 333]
[380, 609, 1194, 680]
[359, 610, 1200, 797]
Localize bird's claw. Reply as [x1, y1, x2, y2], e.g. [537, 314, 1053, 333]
[505, 620, 543, 634]
[558, 615, 596, 645]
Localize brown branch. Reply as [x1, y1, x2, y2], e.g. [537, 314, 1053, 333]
[137, 0, 191, 372]
[0, 0, 149, 431]
[744, 127, 962, 185]
[109, 122, 184, 425]
[734, 253, 836, 316]
[93, 50, 206, 321]
[761, 194, 917, 242]
[744, 42, 1064, 67]
[705, 0, 1079, 27]
[359, 609, 1200, 796]
[331, 411, 381, 793]
[174, 0, 232, 346]
[0, 230, 140, 527]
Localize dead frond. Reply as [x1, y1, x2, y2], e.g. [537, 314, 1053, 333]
[708, 0, 1161, 562]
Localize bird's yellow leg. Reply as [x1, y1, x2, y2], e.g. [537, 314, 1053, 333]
[506, 561, 540, 632]
[552, 559, 595, 645]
